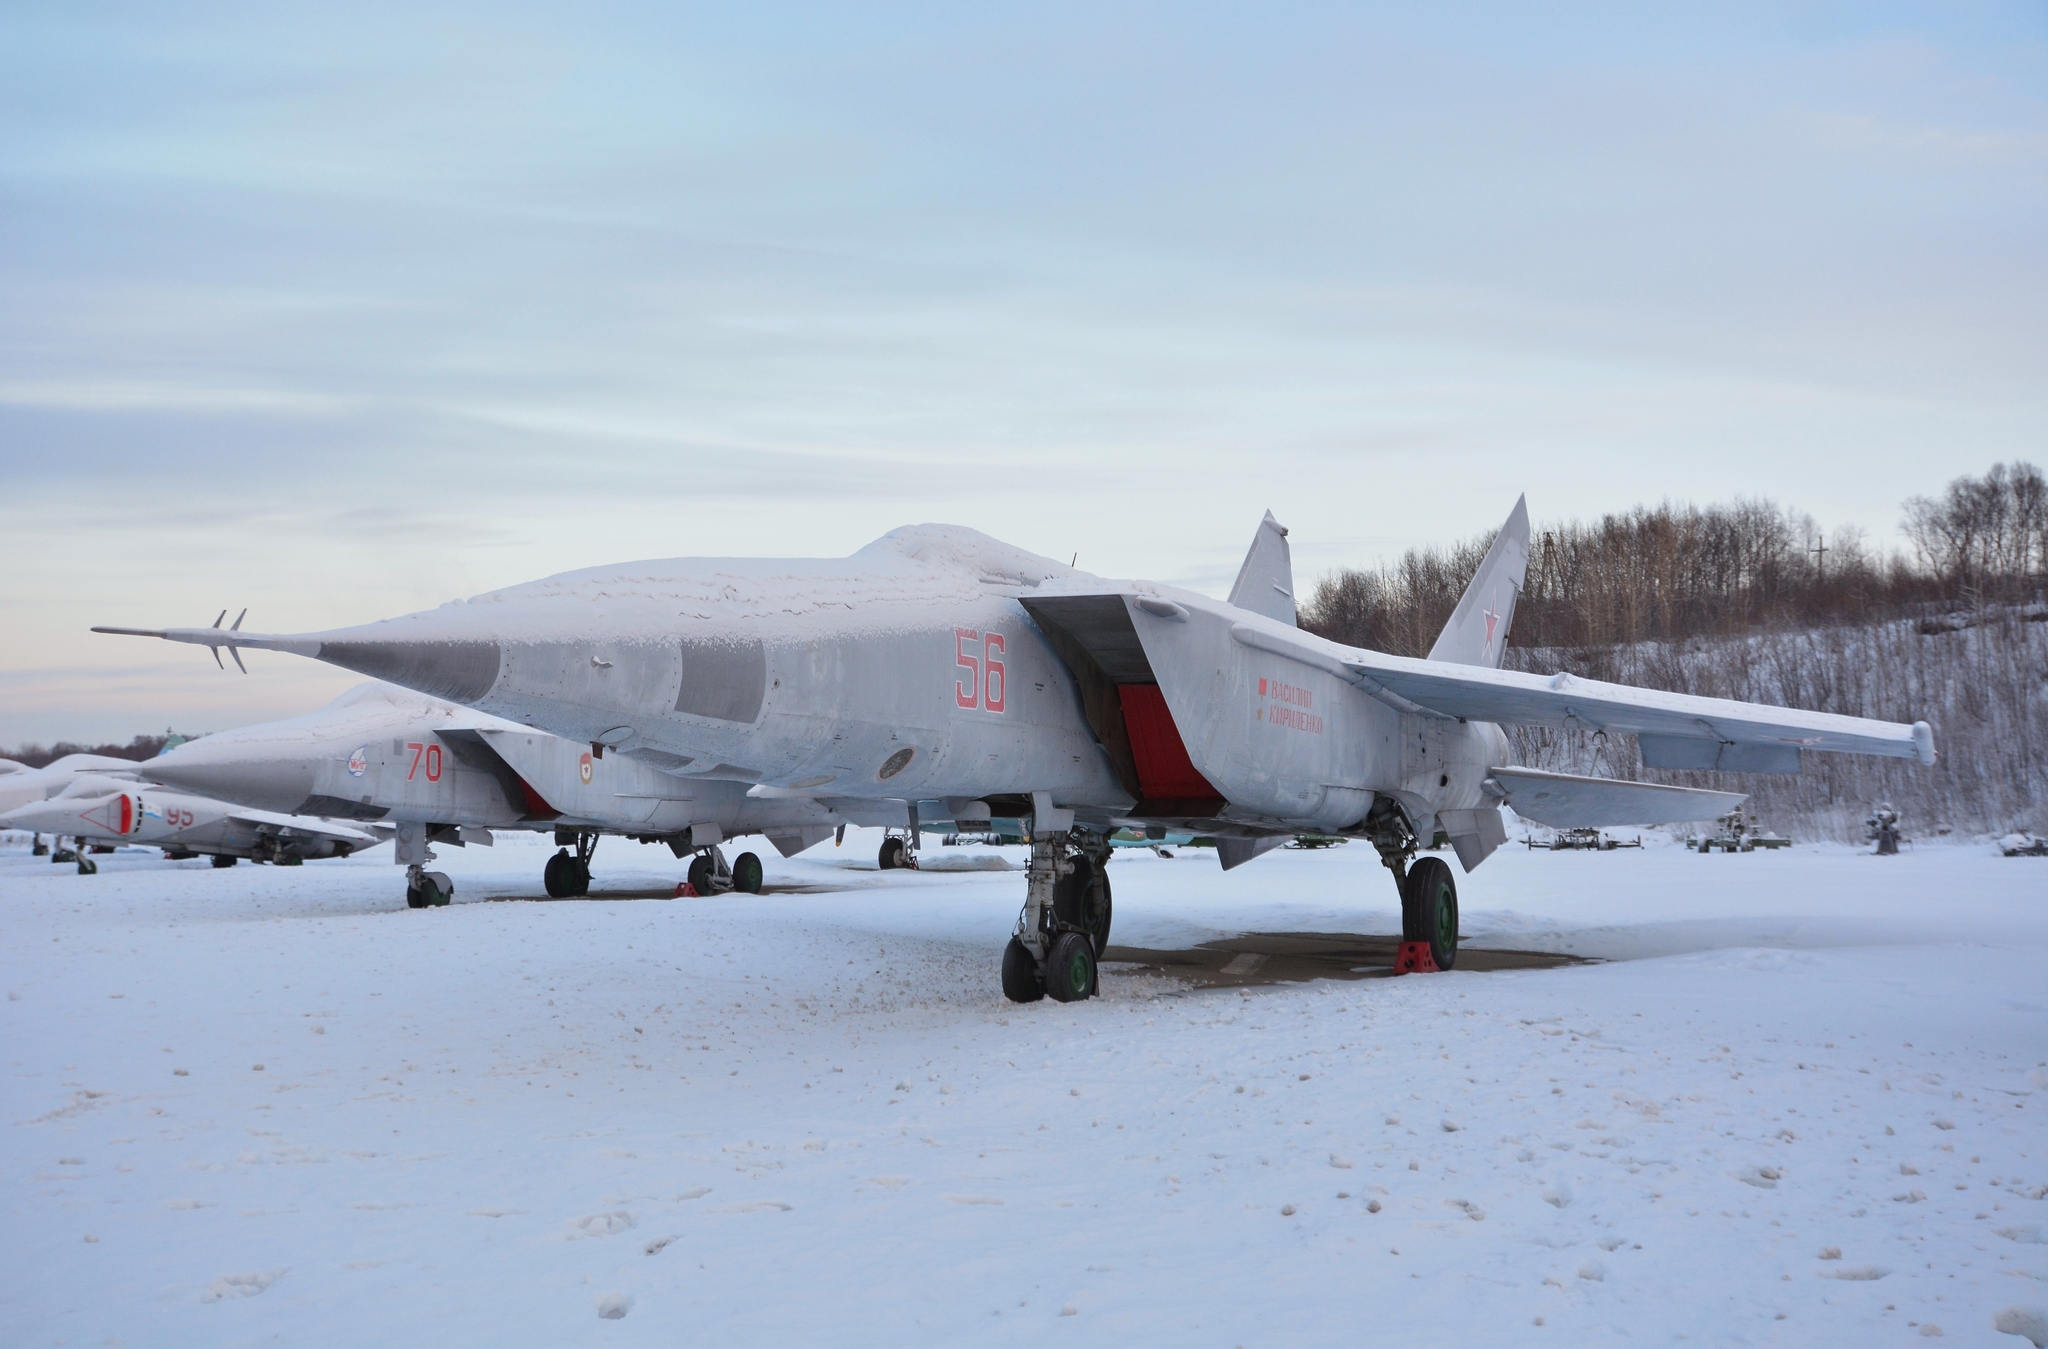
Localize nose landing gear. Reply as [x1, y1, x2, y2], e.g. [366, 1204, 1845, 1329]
[395, 820, 454, 909]
[405, 868, 453, 908]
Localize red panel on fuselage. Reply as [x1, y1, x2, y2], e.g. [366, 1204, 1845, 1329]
[1117, 684, 1222, 803]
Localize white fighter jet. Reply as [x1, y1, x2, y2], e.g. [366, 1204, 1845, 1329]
[145, 680, 873, 906]
[0, 756, 380, 872]
[98, 498, 1935, 1001]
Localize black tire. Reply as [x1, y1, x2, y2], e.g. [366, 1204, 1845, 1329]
[878, 836, 906, 870]
[1001, 936, 1045, 1003]
[77, 857, 98, 875]
[211, 854, 238, 869]
[1053, 857, 1114, 957]
[1045, 931, 1098, 1002]
[1401, 856, 1459, 971]
[733, 851, 763, 895]
[543, 850, 577, 898]
[406, 882, 430, 909]
[687, 853, 716, 894]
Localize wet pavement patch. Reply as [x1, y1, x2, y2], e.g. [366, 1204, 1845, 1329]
[1100, 932, 1593, 988]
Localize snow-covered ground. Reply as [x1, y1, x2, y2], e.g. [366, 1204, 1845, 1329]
[4, 829, 2045, 1347]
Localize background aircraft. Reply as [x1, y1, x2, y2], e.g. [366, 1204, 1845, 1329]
[98, 498, 1934, 1001]
[145, 680, 881, 906]
[0, 772, 380, 872]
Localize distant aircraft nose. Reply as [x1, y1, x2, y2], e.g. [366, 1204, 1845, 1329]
[0, 799, 75, 833]
[149, 736, 320, 813]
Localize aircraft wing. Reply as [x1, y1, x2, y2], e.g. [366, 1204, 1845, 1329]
[219, 808, 383, 848]
[1343, 650, 1933, 766]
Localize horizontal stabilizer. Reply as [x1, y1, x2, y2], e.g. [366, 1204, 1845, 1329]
[1489, 767, 1744, 828]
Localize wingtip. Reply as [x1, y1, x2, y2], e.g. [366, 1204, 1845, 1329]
[1912, 721, 1937, 767]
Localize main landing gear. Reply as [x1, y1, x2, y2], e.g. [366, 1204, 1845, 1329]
[683, 847, 764, 896]
[878, 833, 918, 871]
[1001, 830, 1114, 1004]
[545, 829, 597, 898]
[1366, 800, 1458, 972]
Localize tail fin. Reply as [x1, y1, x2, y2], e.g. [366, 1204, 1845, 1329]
[1228, 510, 1297, 626]
[1426, 494, 1529, 668]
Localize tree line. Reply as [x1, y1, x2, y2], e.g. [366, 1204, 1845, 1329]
[1303, 462, 2046, 657]
[1, 733, 187, 770]
[1301, 463, 2047, 837]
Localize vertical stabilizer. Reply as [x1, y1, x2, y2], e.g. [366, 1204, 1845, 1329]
[1426, 495, 1530, 668]
[1228, 510, 1297, 626]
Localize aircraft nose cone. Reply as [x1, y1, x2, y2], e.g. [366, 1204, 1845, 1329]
[149, 741, 318, 813]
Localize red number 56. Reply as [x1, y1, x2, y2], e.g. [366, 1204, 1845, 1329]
[954, 629, 1006, 713]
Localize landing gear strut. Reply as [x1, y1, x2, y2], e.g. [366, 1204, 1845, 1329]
[1002, 828, 1113, 1003]
[545, 829, 596, 898]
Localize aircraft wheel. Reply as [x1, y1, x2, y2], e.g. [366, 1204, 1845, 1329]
[406, 880, 430, 909]
[423, 871, 454, 907]
[1053, 857, 1114, 956]
[1401, 857, 1458, 971]
[687, 853, 716, 894]
[732, 851, 763, 895]
[1045, 932, 1097, 1002]
[1001, 936, 1045, 1003]
[543, 849, 580, 898]
[77, 856, 98, 876]
[211, 854, 238, 869]
[878, 836, 907, 870]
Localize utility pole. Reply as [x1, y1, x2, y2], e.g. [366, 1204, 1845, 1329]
[1810, 531, 1827, 581]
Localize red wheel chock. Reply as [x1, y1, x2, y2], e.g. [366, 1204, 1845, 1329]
[1391, 942, 1441, 975]
[674, 882, 698, 898]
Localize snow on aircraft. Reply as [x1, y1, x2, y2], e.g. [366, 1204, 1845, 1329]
[144, 680, 878, 906]
[0, 763, 380, 872]
[97, 497, 1935, 1001]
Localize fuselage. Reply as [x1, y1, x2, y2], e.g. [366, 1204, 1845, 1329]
[232, 526, 1504, 840]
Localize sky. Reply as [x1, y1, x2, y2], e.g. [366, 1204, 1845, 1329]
[2, 1, 2044, 745]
